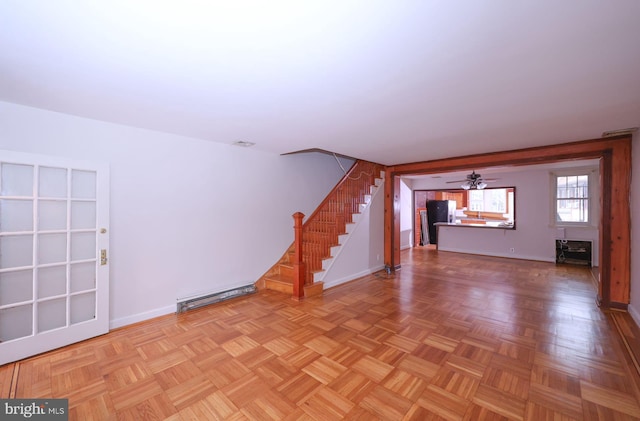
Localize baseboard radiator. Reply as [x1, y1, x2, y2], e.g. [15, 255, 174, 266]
[177, 284, 257, 313]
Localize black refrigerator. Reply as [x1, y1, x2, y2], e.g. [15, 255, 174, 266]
[426, 200, 451, 245]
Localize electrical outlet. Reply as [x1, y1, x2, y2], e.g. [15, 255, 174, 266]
[509, 247, 515, 253]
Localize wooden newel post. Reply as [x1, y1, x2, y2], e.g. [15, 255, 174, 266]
[292, 212, 306, 300]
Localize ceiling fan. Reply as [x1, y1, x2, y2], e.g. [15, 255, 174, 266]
[446, 171, 497, 190]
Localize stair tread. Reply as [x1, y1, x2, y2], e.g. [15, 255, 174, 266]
[265, 273, 294, 284]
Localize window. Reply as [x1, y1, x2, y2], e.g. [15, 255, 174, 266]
[468, 190, 484, 211]
[464, 187, 516, 228]
[554, 173, 590, 224]
[468, 188, 508, 213]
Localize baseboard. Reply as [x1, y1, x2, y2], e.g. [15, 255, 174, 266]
[610, 301, 629, 311]
[629, 304, 640, 328]
[109, 305, 175, 330]
[323, 265, 386, 290]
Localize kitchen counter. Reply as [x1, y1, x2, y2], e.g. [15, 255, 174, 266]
[433, 221, 515, 250]
[435, 221, 515, 229]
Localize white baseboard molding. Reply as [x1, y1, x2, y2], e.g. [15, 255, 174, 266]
[323, 265, 386, 290]
[436, 247, 555, 263]
[110, 304, 175, 330]
[629, 304, 640, 328]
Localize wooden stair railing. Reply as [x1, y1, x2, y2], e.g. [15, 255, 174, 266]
[256, 160, 384, 299]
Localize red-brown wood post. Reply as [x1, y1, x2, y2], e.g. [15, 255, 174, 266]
[292, 212, 305, 300]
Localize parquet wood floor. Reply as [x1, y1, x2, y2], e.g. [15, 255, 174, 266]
[2, 248, 640, 420]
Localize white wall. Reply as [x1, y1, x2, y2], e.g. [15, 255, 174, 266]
[399, 179, 413, 250]
[406, 166, 600, 264]
[630, 133, 640, 324]
[0, 101, 355, 328]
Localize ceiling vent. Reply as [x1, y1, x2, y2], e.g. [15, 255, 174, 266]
[232, 140, 256, 147]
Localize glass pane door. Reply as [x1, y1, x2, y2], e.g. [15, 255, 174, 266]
[0, 151, 109, 365]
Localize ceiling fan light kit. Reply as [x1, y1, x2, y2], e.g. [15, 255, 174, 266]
[462, 179, 488, 190]
[449, 171, 490, 190]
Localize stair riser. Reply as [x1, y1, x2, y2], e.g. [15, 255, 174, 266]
[279, 264, 293, 277]
[265, 279, 293, 294]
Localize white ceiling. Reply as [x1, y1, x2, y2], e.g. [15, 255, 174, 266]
[1, 1, 639, 166]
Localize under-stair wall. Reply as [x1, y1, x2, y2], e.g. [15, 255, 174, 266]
[315, 172, 385, 289]
[256, 160, 384, 297]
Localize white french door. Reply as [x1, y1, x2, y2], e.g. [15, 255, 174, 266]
[0, 150, 109, 365]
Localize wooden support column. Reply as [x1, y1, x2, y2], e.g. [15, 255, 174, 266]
[292, 212, 305, 301]
[384, 170, 401, 272]
[606, 139, 631, 307]
[598, 151, 612, 307]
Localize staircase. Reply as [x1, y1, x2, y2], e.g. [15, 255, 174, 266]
[256, 160, 385, 298]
